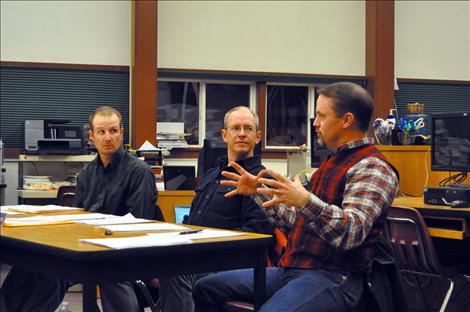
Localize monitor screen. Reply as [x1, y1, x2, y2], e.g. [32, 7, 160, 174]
[163, 166, 196, 190]
[431, 112, 470, 172]
[197, 139, 262, 177]
[309, 118, 329, 168]
[174, 205, 191, 224]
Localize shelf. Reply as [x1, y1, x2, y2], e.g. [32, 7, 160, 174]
[19, 154, 96, 162]
[18, 189, 58, 199]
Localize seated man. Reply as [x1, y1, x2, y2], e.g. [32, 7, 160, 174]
[1, 106, 160, 312]
[193, 82, 399, 312]
[159, 106, 274, 312]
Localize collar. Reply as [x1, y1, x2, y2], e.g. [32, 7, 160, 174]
[332, 138, 375, 155]
[218, 155, 262, 171]
[97, 147, 126, 169]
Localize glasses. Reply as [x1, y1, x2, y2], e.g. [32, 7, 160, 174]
[225, 126, 257, 135]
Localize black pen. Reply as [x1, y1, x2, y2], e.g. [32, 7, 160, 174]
[179, 230, 202, 235]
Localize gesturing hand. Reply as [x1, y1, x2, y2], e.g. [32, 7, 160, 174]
[220, 161, 267, 198]
[257, 170, 310, 208]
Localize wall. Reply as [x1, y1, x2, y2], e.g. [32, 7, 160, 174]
[0, 0, 131, 65]
[395, 1, 470, 80]
[158, 1, 366, 75]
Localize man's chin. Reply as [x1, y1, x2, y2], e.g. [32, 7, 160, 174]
[316, 138, 325, 147]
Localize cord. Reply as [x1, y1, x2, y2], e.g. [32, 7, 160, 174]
[439, 172, 468, 186]
[423, 148, 430, 188]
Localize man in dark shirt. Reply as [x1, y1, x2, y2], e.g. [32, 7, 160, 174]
[159, 106, 274, 312]
[1, 106, 159, 312]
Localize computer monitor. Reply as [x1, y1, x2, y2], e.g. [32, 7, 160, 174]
[163, 166, 196, 190]
[174, 204, 191, 224]
[431, 112, 470, 172]
[197, 139, 262, 177]
[309, 118, 329, 168]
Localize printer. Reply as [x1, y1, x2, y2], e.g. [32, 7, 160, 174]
[424, 184, 470, 205]
[24, 120, 85, 155]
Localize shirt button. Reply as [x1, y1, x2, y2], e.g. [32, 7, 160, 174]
[215, 180, 219, 184]
[205, 195, 209, 199]
[197, 210, 202, 214]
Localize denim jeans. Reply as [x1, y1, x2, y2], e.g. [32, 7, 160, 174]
[1, 267, 141, 312]
[193, 267, 364, 312]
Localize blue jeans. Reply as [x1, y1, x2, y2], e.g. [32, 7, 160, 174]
[193, 267, 364, 312]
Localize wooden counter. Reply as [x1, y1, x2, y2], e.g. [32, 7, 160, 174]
[157, 190, 196, 223]
[377, 145, 469, 197]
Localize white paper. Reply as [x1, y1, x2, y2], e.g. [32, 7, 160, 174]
[77, 213, 152, 226]
[100, 223, 189, 232]
[138, 140, 159, 151]
[148, 229, 245, 240]
[80, 235, 192, 249]
[0, 206, 24, 215]
[3, 213, 109, 226]
[1, 204, 80, 214]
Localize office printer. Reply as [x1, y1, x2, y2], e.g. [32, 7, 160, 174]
[24, 120, 84, 155]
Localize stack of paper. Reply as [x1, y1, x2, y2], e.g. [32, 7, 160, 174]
[2, 213, 109, 227]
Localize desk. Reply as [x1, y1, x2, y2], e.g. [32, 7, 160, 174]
[157, 190, 196, 223]
[393, 197, 470, 240]
[1, 222, 272, 311]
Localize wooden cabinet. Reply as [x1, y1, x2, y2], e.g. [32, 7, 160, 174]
[157, 190, 195, 223]
[377, 146, 469, 197]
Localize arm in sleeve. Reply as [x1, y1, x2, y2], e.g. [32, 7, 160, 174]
[299, 157, 398, 250]
[73, 171, 84, 209]
[251, 192, 298, 235]
[235, 195, 274, 234]
[125, 165, 157, 220]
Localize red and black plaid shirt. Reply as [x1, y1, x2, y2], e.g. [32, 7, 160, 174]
[254, 138, 398, 272]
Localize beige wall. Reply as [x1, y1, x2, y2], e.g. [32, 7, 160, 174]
[395, 1, 470, 80]
[158, 1, 366, 75]
[2, 1, 469, 80]
[0, 0, 131, 65]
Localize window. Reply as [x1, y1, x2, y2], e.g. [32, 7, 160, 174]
[157, 80, 254, 147]
[265, 84, 313, 148]
[205, 83, 252, 144]
[157, 81, 200, 145]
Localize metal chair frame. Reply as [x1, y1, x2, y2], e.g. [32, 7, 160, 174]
[387, 206, 457, 312]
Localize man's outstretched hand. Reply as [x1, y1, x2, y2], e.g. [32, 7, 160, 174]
[220, 161, 267, 197]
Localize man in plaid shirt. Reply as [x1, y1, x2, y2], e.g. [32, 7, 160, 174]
[192, 82, 399, 312]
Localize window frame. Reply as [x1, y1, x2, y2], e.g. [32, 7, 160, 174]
[157, 78, 257, 148]
[264, 82, 317, 150]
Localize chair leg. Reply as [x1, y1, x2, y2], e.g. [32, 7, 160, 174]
[439, 278, 454, 312]
[134, 280, 159, 312]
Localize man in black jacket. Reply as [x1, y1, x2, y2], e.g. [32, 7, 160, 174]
[159, 106, 274, 312]
[1, 106, 160, 312]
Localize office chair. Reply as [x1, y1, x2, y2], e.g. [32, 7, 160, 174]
[386, 205, 459, 312]
[56, 185, 76, 206]
[133, 204, 165, 312]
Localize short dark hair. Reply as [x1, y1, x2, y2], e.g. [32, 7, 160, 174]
[89, 106, 123, 130]
[318, 82, 374, 132]
[223, 106, 259, 130]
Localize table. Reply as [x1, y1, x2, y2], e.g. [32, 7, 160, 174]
[1, 222, 272, 311]
[392, 196, 470, 273]
[393, 196, 470, 240]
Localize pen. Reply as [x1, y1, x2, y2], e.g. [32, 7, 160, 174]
[179, 230, 202, 235]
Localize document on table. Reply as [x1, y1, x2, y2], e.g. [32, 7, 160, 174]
[80, 234, 192, 249]
[1, 205, 80, 214]
[80, 229, 246, 249]
[100, 223, 189, 232]
[77, 213, 153, 226]
[148, 229, 246, 240]
[2, 213, 109, 227]
[0, 207, 24, 215]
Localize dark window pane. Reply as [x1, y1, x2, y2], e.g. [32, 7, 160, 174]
[157, 81, 199, 145]
[266, 85, 308, 146]
[205, 83, 250, 143]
